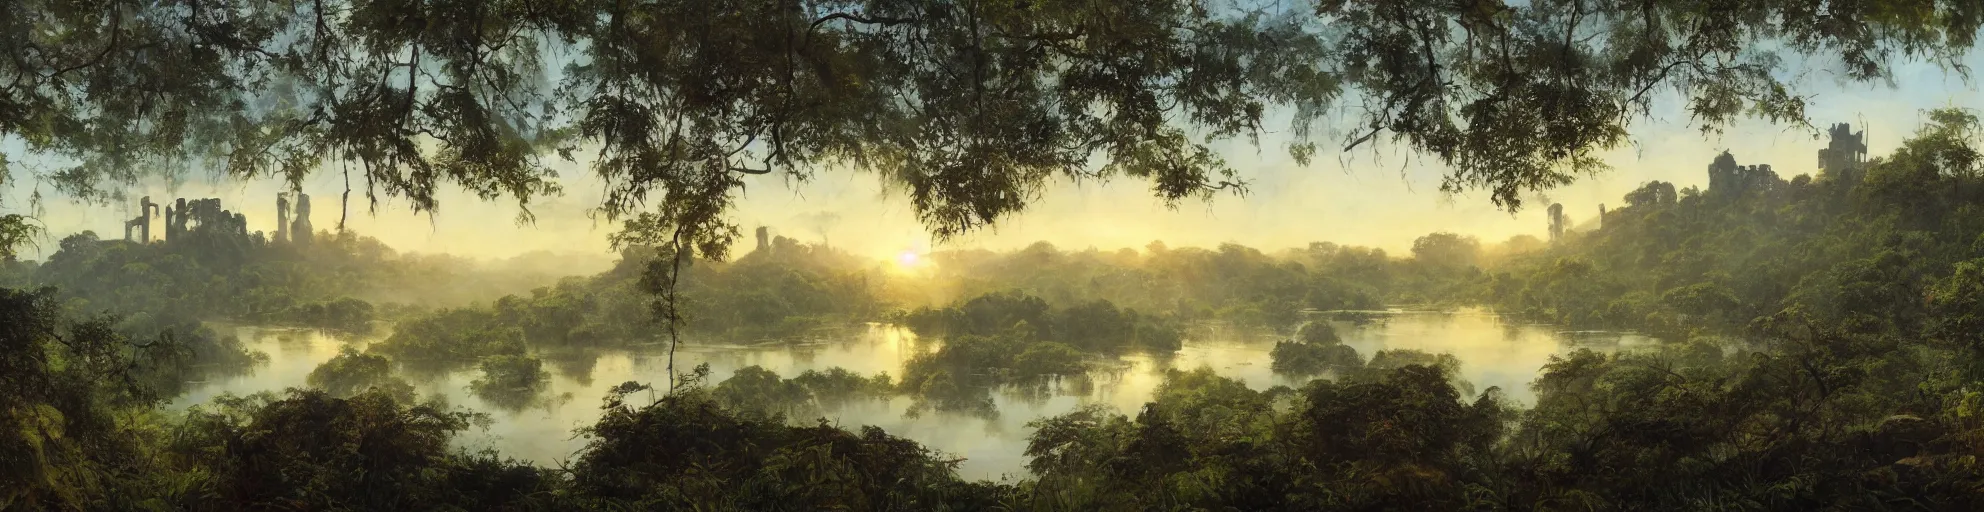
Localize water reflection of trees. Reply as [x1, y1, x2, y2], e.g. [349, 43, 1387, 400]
[712, 365, 895, 420]
[1002, 374, 1099, 408]
[469, 355, 559, 412]
[541, 350, 601, 387]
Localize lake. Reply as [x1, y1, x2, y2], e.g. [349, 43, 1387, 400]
[168, 309, 1658, 481]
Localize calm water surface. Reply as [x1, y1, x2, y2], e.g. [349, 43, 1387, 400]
[169, 309, 1657, 481]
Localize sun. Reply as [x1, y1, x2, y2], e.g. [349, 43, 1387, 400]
[896, 250, 921, 267]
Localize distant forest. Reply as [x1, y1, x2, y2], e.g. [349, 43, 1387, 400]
[6, 111, 1984, 509]
[7, 0, 1984, 508]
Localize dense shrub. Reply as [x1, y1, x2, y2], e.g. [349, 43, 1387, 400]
[469, 355, 552, 409]
[306, 347, 412, 400]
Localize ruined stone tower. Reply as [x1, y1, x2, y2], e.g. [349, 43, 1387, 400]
[170, 198, 188, 240]
[755, 226, 770, 253]
[1707, 152, 1740, 193]
[1818, 122, 1868, 181]
[124, 216, 143, 243]
[124, 196, 159, 243]
[1707, 151, 1779, 199]
[1547, 203, 1567, 242]
[276, 194, 291, 243]
[291, 193, 313, 246]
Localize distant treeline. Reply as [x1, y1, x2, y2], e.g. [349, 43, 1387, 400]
[15, 112, 1984, 509]
[906, 235, 1495, 331]
[7, 227, 603, 332]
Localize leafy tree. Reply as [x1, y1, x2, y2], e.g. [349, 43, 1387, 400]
[169, 389, 547, 510]
[1624, 180, 1680, 208]
[8, 0, 1976, 258]
[571, 382, 1010, 509]
[1271, 321, 1364, 377]
[306, 347, 413, 400]
[1928, 258, 1984, 378]
[370, 307, 527, 364]
[469, 354, 553, 410]
[903, 290, 1182, 352]
[792, 367, 896, 408]
[0, 287, 173, 508]
[714, 365, 894, 420]
[1410, 232, 1481, 270]
[713, 365, 814, 419]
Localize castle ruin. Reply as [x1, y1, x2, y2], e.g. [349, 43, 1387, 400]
[1706, 151, 1780, 199]
[276, 194, 291, 243]
[290, 193, 313, 245]
[1547, 203, 1568, 242]
[123, 193, 294, 244]
[122, 197, 158, 243]
[1817, 122, 1868, 182]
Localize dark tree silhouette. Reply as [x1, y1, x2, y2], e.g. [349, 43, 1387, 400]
[3, 0, 1979, 257]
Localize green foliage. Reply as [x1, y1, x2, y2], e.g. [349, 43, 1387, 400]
[572, 384, 1012, 510]
[370, 307, 526, 365]
[1487, 108, 1984, 340]
[0, 286, 170, 508]
[1411, 232, 1481, 270]
[672, 238, 885, 341]
[376, 272, 656, 363]
[1361, 349, 1464, 376]
[8, 0, 1977, 263]
[112, 314, 268, 397]
[1928, 258, 1984, 378]
[713, 365, 894, 420]
[306, 347, 412, 401]
[374, 240, 884, 363]
[898, 332, 1094, 419]
[168, 389, 551, 511]
[1288, 365, 1507, 509]
[793, 367, 897, 408]
[277, 297, 377, 334]
[1270, 322, 1364, 377]
[469, 355, 552, 410]
[0, 214, 40, 263]
[901, 290, 1051, 339]
[492, 274, 656, 348]
[1005, 110, 1984, 509]
[1296, 320, 1342, 345]
[903, 290, 1184, 352]
[713, 366, 812, 419]
[1013, 342, 1088, 379]
[25, 104, 1984, 509]
[1025, 364, 1505, 509]
[25, 228, 565, 333]
[910, 241, 1471, 333]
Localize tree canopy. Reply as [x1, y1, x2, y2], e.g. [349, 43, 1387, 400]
[12, 105, 1984, 509]
[4, 0, 1980, 257]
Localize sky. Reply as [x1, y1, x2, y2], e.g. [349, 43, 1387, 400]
[4, 52, 1980, 263]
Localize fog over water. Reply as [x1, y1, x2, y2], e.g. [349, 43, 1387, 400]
[174, 310, 1657, 481]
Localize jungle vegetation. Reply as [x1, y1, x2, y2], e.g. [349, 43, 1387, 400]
[4, 0, 1977, 258]
[7, 0, 1984, 509]
[2, 113, 1982, 509]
